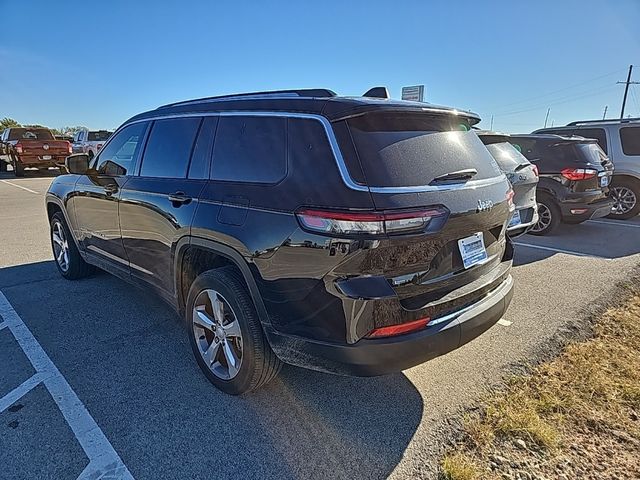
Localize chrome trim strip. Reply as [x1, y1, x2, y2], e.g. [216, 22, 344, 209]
[121, 111, 505, 194]
[426, 275, 512, 327]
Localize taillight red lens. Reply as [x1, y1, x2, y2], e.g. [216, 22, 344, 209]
[531, 164, 539, 177]
[560, 168, 597, 181]
[367, 317, 430, 338]
[295, 207, 448, 236]
[506, 189, 515, 206]
[66, 141, 72, 154]
[15, 143, 23, 154]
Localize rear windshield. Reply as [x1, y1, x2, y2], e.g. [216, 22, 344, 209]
[342, 112, 500, 188]
[513, 138, 606, 165]
[484, 142, 530, 171]
[88, 131, 112, 141]
[8, 128, 54, 141]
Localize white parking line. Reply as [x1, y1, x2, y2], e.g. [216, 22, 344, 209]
[514, 242, 605, 259]
[587, 219, 640, 229]
[0, 180, 39, 194]
[0, 292, 134, 480]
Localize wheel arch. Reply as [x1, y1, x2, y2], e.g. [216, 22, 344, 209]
[174, 237, 272, 329]
[45, 195, 83, 251]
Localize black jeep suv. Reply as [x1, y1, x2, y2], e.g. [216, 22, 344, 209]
[46, 88, 515, 394]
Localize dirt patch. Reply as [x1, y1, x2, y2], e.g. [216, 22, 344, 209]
[439, 271, 640, 480]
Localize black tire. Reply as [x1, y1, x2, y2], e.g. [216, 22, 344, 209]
[186, 266, 282, 395]
[12, 157, 25, 177]
[529, 193, 561, 236]
[0, 160, 6, 172]
[607, 177, 640, 220]
[50, 212, 94, 279]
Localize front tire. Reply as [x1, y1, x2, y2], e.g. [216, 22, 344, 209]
[186, 266, 282, 395]
[607, 177, 640, 220]
[50, 212, 94, 279]
[529, 194, 561, 236]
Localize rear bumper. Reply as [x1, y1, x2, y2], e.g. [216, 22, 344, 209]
[16, 155, 66, 167]
[507, 205, 538, 238]
[559, 197, 614, 222]
[266, 274, 514, 376]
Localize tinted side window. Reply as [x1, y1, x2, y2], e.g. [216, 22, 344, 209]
[573, 128, 608, 154]
[95, 122, 148, 175]
[620, 126, 640, 156]
[139, 118, 201, 178]
[188, 117, 218, 180]
[211, 116, 287, 183]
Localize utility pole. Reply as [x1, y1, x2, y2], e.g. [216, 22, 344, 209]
[490, 115, 494, 130]
[617, 65, 639, 119]
[544, 108, 551, 128]
[602, 105, 608, 120]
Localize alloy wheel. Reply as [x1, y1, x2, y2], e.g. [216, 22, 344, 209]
[530, 202, 552, 233]
[610, 186, 637, 216]
[52, 221, 70, 272]
[192, 289, 243, 380]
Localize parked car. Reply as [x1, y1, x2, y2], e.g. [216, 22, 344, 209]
[72, 129, 113, 158]
[46, 88, 515, 394]
[477, 131, 539, 237]
[508, 134, 614, 235]
[0, 127, 72, 176]
[534, 118, 640, 219]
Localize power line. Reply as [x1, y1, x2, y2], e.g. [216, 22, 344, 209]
[630, 86, 640, 116]
[493, 84, 618, 117]
[491, 68, 626, 110]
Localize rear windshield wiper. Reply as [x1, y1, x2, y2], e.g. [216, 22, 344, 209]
[430, 168, 478, 185]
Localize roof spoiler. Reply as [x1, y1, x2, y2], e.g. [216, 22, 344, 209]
[362, 87, 389, 99]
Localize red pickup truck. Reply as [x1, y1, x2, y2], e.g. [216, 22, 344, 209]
[0, 127, 72, 176]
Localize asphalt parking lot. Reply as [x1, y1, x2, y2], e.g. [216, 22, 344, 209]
[1, 173, 639, 480]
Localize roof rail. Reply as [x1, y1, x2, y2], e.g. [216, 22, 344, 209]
[157, 88, 337, 109]
[566, 117, 640, 126]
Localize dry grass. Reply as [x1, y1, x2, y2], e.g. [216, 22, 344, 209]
[440, 278, 640, 479]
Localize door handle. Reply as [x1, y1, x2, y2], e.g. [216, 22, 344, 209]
[168, 192, 192, 205]
[104, 183, 118, 195]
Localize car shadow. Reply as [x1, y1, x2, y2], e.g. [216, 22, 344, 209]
[513, 220, 640, 266]
[0, 261, 423, 479]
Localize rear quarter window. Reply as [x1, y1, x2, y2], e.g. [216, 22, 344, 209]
[620, 126, 640, 155]
[211, 116, 287, 183]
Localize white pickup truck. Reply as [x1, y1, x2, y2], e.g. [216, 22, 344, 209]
[72, 129, 113, 159]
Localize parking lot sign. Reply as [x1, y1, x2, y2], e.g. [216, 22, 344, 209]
[401, 85, 425, 102]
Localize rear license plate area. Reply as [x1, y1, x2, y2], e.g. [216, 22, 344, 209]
[458, 232, 488, 269]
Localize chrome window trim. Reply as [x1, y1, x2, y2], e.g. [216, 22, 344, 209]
[119, 111, 506, 194]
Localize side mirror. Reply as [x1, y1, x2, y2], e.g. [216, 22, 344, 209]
[65, 153, 90, 174]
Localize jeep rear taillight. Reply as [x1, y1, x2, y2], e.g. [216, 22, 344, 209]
[15, 143, 23, 154]
[561, 168, 597, 181]
[295, 207, 448, 236]
[531, 164, 539, 177]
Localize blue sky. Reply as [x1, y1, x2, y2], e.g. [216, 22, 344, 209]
[1, 0, 638, 133]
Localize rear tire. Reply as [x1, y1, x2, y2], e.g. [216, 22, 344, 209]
[186, 266, 282, 395]
[529, 193, 561, 236]
[12, 157, 25, 177]
[0, 160, 6, 172]
[607, 177, 640, 220]
[50, 212, 94, 279]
